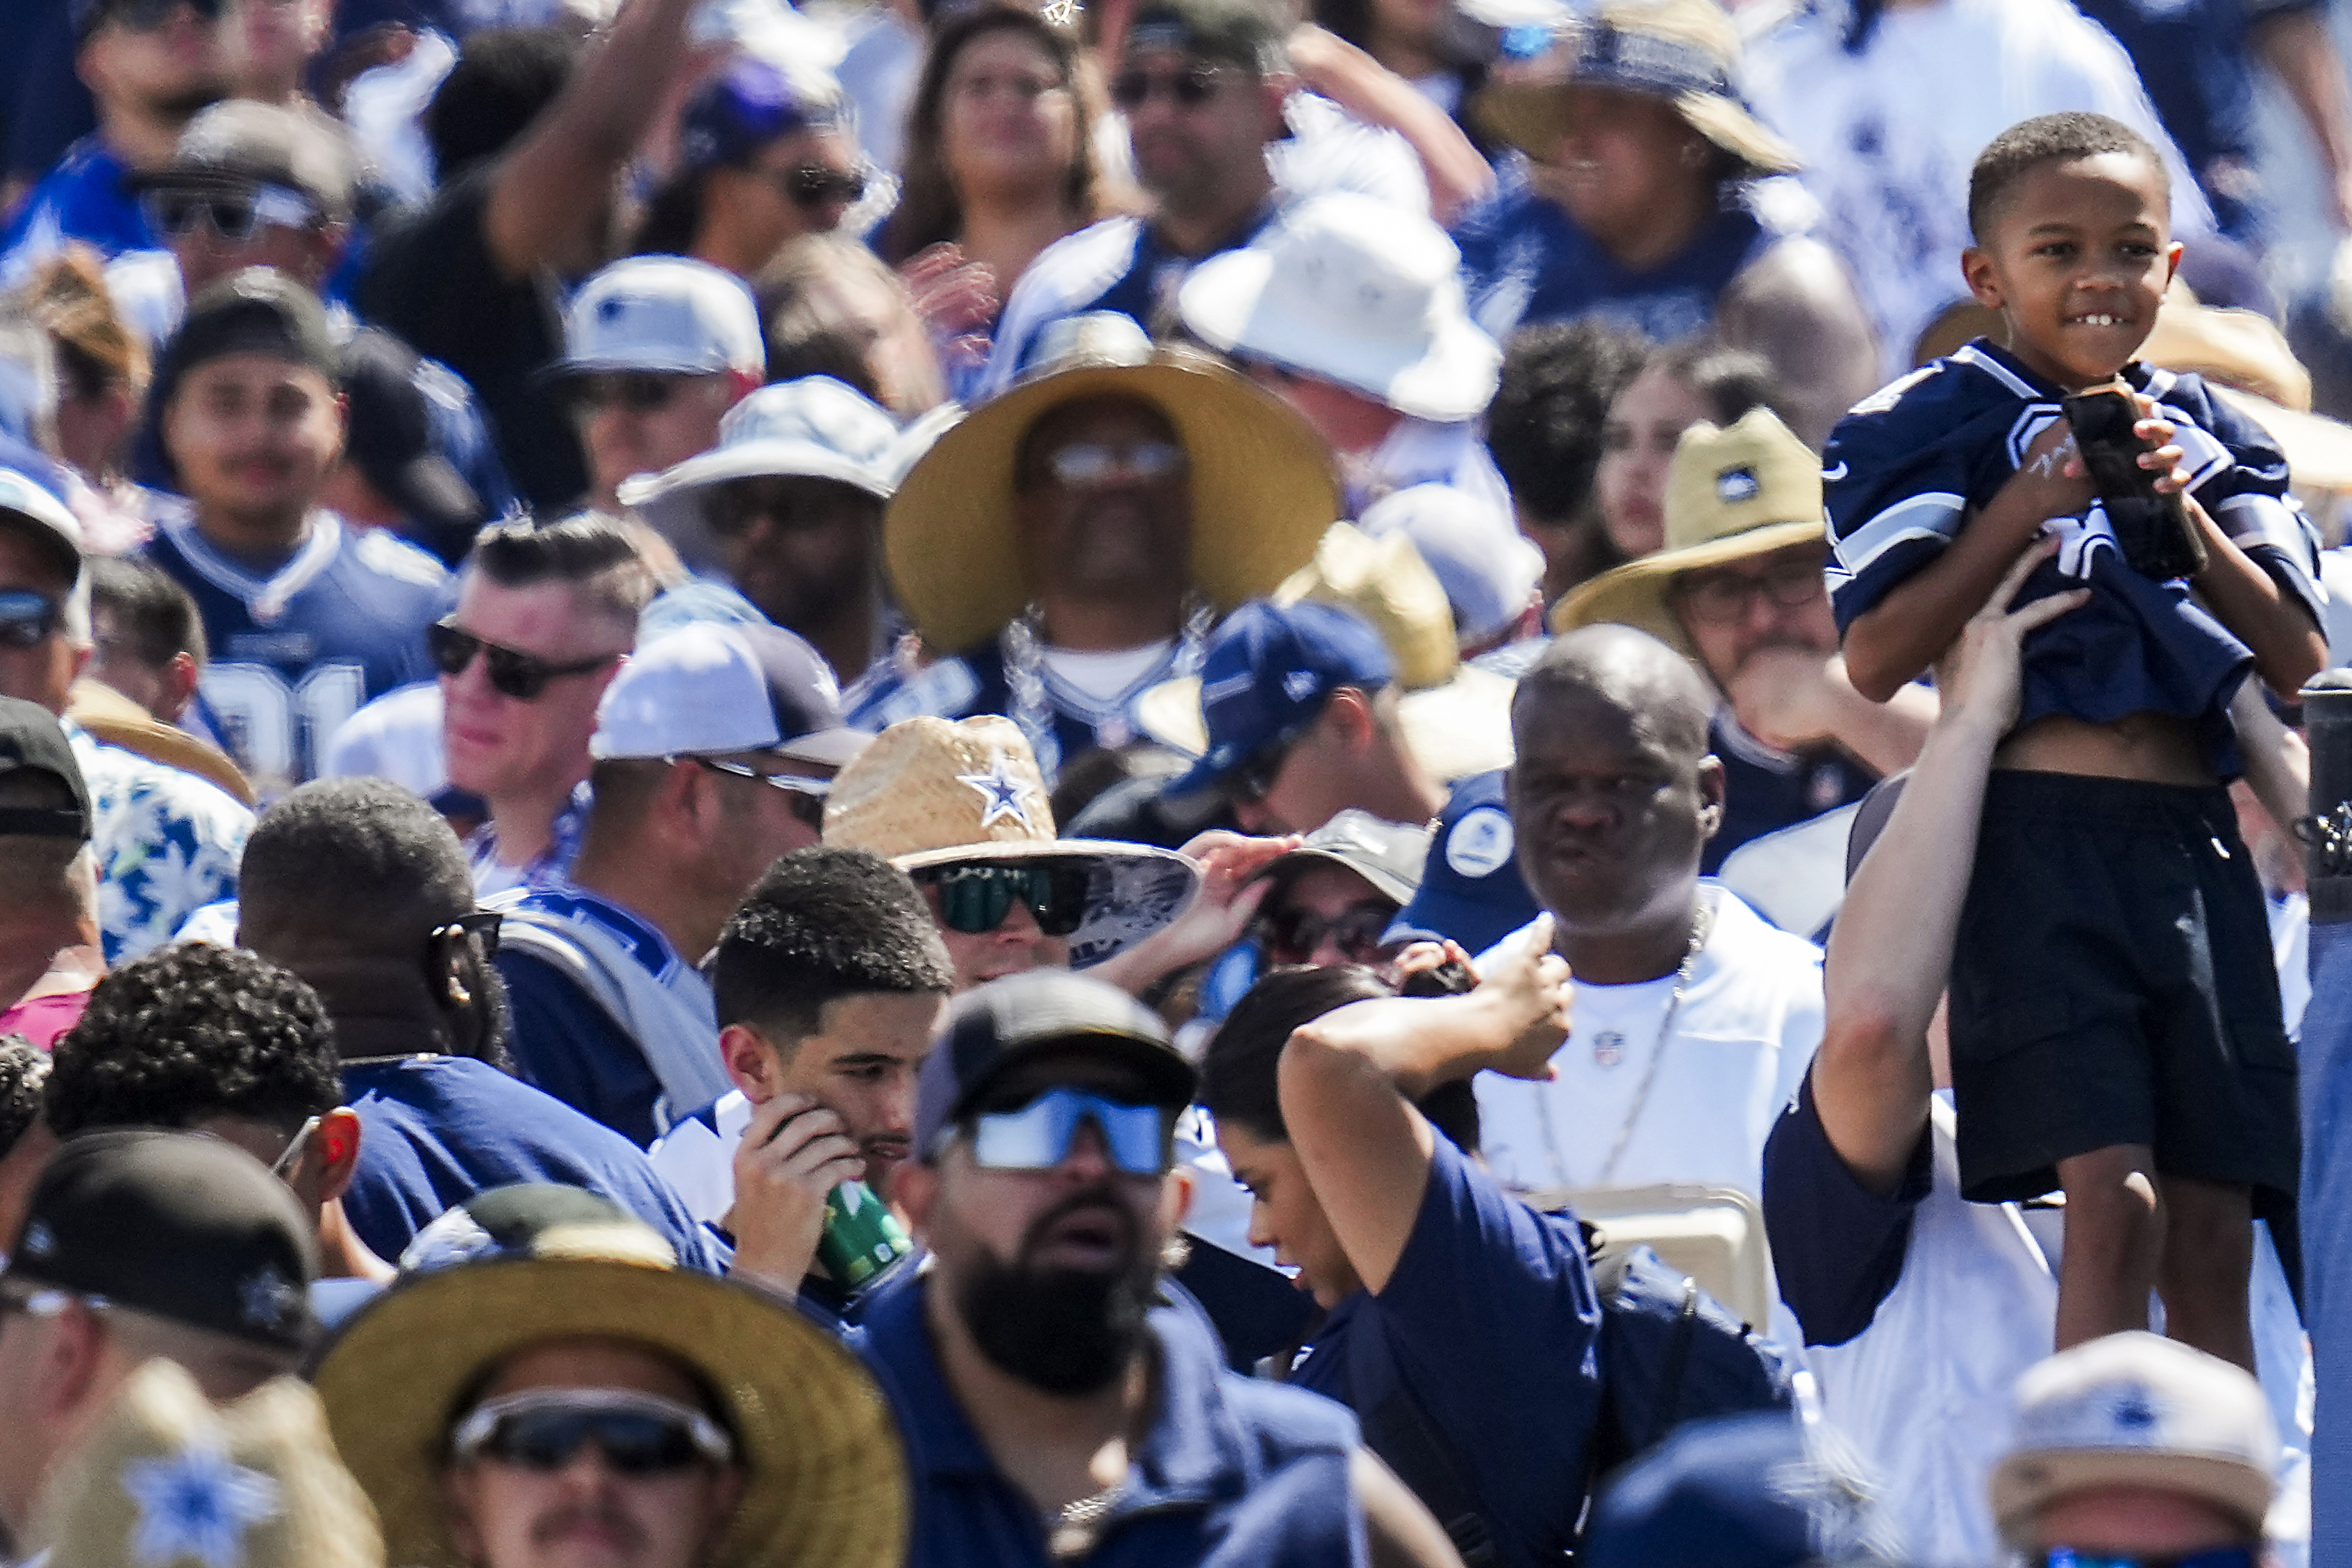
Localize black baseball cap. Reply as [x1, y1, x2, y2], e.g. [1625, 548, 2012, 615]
[0, 697, 91, 842]
[1124, 0, 1285, 70]
[912, 971, 1197, 1159]
[4, 1130, 319, 1352]
[337, 331, 483, 539]
[153, 268, 340, 413]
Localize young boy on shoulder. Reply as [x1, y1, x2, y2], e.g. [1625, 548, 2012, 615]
[1821, 111, 2326, 1373]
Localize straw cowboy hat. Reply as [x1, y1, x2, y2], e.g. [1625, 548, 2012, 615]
[2138, 290, 2352, 492]
[1549, 407, 1824, 657]
[883, 312, 1341, 653]
[37, 1361, 382, 1568]
[824, 715, 1201, 967]
[311, 1186, 906, 1568]
[1137, 523, 1518, 781]
[1472, 0, 1800, 177]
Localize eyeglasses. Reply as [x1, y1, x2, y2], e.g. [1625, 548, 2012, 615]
[1257, 899, 1394, 965]
[92, 0, 222, 34]
[1040, 440, 1187, 489]
[766, 165, 867, 208]
[142, 185, 319, 244]
[2038, 1549, 2258, 1568]
[267, 1115, 321, 1179]
[918, 862, 1090, 937]
[565, 373, 695, 416]
[431, 909, 504, 959]
[1110, 64, 1229, 109]
[1669, 556, 1825, 628]
[0, 590, 62, 650]
[963, 1086, 1176, 1174]
[428, 619, 621, 701]
[450, 1390, 735, 1476]
[681, 756, 830, 830]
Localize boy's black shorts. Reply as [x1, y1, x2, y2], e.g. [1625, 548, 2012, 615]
[1949, 770, 2299, 1215]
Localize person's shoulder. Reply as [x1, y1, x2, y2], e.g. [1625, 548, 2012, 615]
[335, 517, 456, 595]
[1710, 888, 1828, 972]
[848, 648, 992, 728]
[68, 724, 256, 833]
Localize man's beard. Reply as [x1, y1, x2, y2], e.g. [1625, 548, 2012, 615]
[953, 1187, 1158, 1396]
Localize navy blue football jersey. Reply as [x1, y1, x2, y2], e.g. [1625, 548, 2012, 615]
[140, 509, 455, 798]
[1823, 339, 2322, 775]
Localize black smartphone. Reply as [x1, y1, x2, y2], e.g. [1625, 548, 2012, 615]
[2060, 387, 2207, 582]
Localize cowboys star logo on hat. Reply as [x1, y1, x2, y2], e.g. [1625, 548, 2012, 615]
[122, 1443, 282, 1568]
[956, 751, 1037, 830]
[1283, 669, 1319, 702]
[21, 1219, 54, 1258]
[1715, 465, 1761, 503]
[237, 1267, 298, 1334]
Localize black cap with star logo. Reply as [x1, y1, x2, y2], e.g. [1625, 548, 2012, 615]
[3, 1130, 319, 1352]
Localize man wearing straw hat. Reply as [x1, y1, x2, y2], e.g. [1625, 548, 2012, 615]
[312, 1185, 907, 1568]
[1550, 408, 1934, 887]
[852, 313, 1337, 784]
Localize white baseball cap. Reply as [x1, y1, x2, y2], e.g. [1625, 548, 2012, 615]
[592, 621, 871, 767]
[0, 468, 84, 586]
[619, 376, 899, 554]
[553, 257, 765, 381]
[1178, 192, 1501, 423]
[1990, 1331, 2279, 1545]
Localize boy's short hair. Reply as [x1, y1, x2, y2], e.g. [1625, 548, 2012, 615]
[711, 847, 955, 1049]
[0, 1038, 51, 1157]
[45, 944, 342, 1138]
[89, 555, 207, 669]
[1968, 112, 2167, 244]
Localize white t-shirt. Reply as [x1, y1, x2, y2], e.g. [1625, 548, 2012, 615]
[1743, 0, 2214, 374]
[1474, 888, 1824, 1201]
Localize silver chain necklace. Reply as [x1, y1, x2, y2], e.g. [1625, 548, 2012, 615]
[1540, 892, 1716, 1189]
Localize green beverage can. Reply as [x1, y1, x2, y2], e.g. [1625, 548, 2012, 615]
[815, 1179, 913, 1287]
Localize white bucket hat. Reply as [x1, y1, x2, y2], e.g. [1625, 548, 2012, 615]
[1177, 193, 1502, 424]
[621, 376, 901, 570]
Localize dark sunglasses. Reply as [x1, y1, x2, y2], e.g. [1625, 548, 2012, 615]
[91, 0, 221, 34]
[449, 1390, 734, 1476]
[565, 373, 692, 415]
[1110, 64, 1228, 109]
[142, 185, 317, 244]
[772, 166, 867, 208]
[0, 590, 62, 651]
[1257, 900, 1395, 965]
[962, 1086, 1175, 1174]
[430, 909, 503, 959]
[683, 756, 829, 831]
[919, 862, 1090, 937]
[427, 619, 619, 701]
[2039, 1549, 2258, 1568]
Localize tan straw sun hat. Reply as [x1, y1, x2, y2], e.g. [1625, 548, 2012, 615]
[1549, 406, 1826, 656]
[824, 715, 1200, 965]
[37, 1361, 382, 1568]
[2138, 289, 2352, 492]
[310, 1187, 906, 1568]
[1472, 0, 1799, 177]
[883, 313, 1340, 653]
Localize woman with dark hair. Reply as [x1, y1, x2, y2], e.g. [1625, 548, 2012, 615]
[1592, 340, 1781, 564]
[878, 3, 1124, 392]
[633, 58, 868, 279]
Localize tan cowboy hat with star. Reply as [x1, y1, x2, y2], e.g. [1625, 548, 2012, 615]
[1473, 0, 1799, 177]
[883, 313, 1341, 653]
[1136, 523, 1518, 781]
[824, 715, 1201, 966]
[1549, 406, 1825, 656]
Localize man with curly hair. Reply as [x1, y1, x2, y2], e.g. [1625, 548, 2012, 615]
[44, 941, 390, 1287]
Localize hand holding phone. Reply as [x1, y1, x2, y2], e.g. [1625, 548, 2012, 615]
[2060, 387, 2207, 582]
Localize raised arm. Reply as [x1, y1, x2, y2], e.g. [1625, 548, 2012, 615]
[2252, 7, 2352, 232]
[1276, 918, 1571, 1294]
[1816, 540, 2086, 1192]
[481, 0, 703, 279]
[1283, 24, 1494, 226]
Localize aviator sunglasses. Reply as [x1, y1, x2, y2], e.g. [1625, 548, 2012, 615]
[427, 619, 619, 701]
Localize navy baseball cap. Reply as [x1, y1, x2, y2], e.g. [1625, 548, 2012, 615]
[1583, 1412, 1890, 1568]
[912, 971, 1196, 1160]
[1165, 600, 1394, 801]
[1385, 770, 1539, 955]
[678, 58, 843, 174]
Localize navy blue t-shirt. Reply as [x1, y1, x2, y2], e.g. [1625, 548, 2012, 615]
[342, 1054, 723, 1274]
[1758, 1070, 1933, 1347]
[1290, 1135, 1603, 1568]
[493, 946, 669, 1148]
[862, 1274, 1365, 1567]
[1705, 715, 1879, 876]
[138, 510, 453, 797]
[1452, 170, 1770, 342]
[1824, 339, 2324, 778]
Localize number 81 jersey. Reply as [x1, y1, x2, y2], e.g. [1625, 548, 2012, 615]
[140, 508, 456, 801]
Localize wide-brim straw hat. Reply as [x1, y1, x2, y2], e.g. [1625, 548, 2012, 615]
[1135, 523, 1517, 783]
[1472, 0, 1799, 177]
[1549, 407, 1825, 657]
[824, 715, 1200, 967]
[883, 315, 1340, 652]
[311, 1256, 906, 1568]
[2137, 291, 2352, 492]
[37, 1361, 383, 1568]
